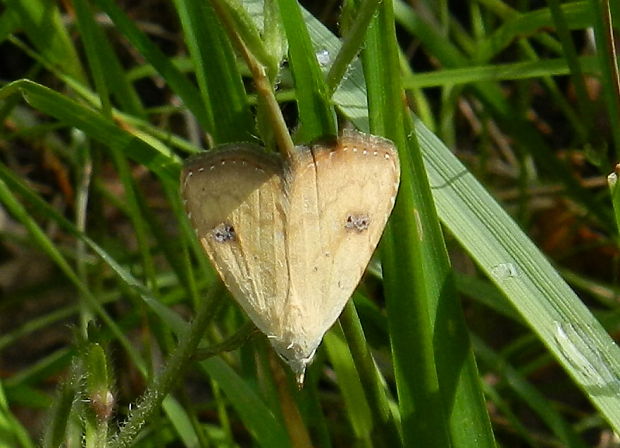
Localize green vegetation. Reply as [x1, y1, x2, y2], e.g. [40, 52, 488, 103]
[0, 0, 618, 446]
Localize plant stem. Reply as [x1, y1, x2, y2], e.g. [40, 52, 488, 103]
[326, 0, 381, 95]
[109, 284, 223, 448]
[339, 301, 401, 447]
[209, 0, 295, 160]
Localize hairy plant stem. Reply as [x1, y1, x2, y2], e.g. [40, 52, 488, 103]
[110, 284, 223, 448]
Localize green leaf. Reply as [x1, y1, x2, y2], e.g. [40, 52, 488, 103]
[5, 0, 86, 82]
[73, 0, 145, 117]
[0, 382, 34, 448]
[200, 358, 291, 447]
[174, 0, 255, 143]
[275, 0, 336, 141]
[0, 80, 179, 180]
[92, 0, 212, 131]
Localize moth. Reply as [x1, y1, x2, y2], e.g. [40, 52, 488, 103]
[181, 130, 400, 384]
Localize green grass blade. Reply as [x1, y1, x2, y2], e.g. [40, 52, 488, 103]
[0, 382, 34, 448]
[610, 169, 620, 237]
[73, 0, 145, 117]
[589, 0, 620, 158]
[5, 0, 619, 444]
[41, 378, 77, 448]
[360, 2, 495, 446]
[160, 396, 200, 447]
[174, 0, 255, 144]
[4, 0, 86, 82]
[469, 1, 592, 61]
[546, 0, 594, 142]
[415, 118, 620, 433]
[109, 288, 219, 447]
[325, 0, 381, 95]
[473, 335, 589, 448]
[322, 326, 373, 447]
[0, 9, 20, 43]
[0, 171, 150, 374]
[362, 2, 449, 446]
[219, 0, 278, 77]
[200, 358, 291, 447]
[394, 1, 612, 229]
[0, 162, 188, 336]
[336, 302, 401, 446]
[0, 80, 180, 180]
[92, 0, 212, 131]
[275, 0, 336, 141]
[403, 55, 598, 87]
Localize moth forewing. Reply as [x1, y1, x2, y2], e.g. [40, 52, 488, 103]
[181, 146, 288, 336]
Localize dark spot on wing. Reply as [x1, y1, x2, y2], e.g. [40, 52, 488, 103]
[345, 214, 370, 232]
[212, 223, 236, 242]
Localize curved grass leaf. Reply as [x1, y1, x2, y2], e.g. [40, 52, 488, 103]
[200, 358, 291, 447]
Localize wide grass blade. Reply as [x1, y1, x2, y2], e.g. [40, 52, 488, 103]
[416, 120, 620, 433]
[360, 1, 495, 446]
